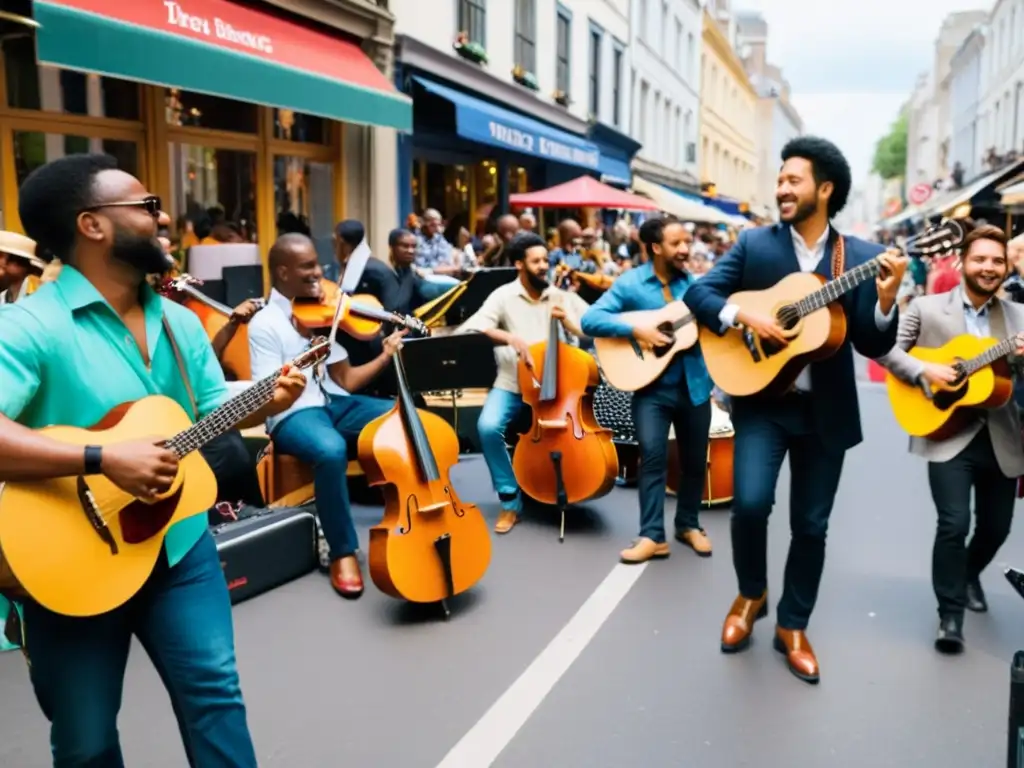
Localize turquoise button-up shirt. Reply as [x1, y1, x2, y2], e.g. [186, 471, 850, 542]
[581, 262, 712, 405]
[0, 266, 229, 567]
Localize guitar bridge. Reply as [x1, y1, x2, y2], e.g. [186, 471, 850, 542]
[76, 476, 119, 556]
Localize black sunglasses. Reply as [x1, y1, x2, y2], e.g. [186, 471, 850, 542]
[82, 196, 162, 217]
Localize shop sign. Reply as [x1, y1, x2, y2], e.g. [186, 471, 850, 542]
[486, 121, 600, 169]
[47, 0, 371, 83]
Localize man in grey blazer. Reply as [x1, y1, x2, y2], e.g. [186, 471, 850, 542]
[878, 224, 1024, 653]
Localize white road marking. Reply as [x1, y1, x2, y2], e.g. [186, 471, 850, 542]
[435, 562, 649, 768]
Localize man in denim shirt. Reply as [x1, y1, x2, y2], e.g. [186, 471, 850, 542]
[582, 217, 713, 564]
[415, 209, 461, 289]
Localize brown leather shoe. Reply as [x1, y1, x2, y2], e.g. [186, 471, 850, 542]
[619, 537, 670, 564]
[773, 626, 820, 684]
[720, 591, 768, 653]
[494, 511, 518, 534]
[330, 555, 364, 599]
[675, 528, 712, 557]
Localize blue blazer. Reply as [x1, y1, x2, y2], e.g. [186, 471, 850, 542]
[684, 223, 898, 452]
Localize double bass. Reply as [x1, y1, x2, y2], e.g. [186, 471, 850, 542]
[357, 344, 491, 618]
[513, 309, 619, 541]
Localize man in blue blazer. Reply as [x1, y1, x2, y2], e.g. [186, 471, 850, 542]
[684, 136, 906, 684]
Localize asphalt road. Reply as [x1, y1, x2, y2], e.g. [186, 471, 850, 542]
[1, 383, 1021, 767]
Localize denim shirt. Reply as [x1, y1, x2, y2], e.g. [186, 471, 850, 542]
[581, 262, 712, 404]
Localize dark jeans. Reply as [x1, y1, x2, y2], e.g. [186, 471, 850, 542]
[271, 394, 393, 560]
[632, 380, 712, 542]
[199, 429, 264, 508]
[928, 428, 1016, 618]
[731, 395, 845, 631]
[21, 532, 256, 768]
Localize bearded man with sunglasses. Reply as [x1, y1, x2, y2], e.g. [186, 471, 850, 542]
[0, 154, 305, 767]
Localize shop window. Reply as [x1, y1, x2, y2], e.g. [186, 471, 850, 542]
[509, 165, 529, 195]
[169, 144, 257, 243]
[13, 132, 138, 188]
[416, 159, 469, 228]
[273, 110, 329, 144]
[474, 161, 499, 235]
[274, 156, 334, 267]
[165, 90, 258, 134]
[3, 36, 140, 120]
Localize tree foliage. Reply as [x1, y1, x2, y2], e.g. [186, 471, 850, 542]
[872, 112, 908, 180]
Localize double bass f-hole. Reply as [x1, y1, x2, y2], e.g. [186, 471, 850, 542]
[401, 486, 466, 533]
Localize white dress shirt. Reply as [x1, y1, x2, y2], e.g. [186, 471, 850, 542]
[960, 285, 992, 338]
[247, 289, 349, 433]
[717, 225, 896, 391]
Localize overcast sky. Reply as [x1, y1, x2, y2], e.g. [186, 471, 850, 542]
[733, 0, 992, 187]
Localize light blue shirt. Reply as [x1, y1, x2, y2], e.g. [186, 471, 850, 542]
[960, 285, 992, 338]
[581, 262, 712, 404]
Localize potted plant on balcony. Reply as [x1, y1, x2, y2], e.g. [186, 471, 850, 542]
[512, 65, 539, 91]
[453, 32, 488, 64]
[552, 89, 570, 107]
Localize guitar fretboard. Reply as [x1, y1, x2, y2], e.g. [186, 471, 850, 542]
[795, 260, 881, 317]
[962, 336, 1018, 376]
[164, 372, 279, 457]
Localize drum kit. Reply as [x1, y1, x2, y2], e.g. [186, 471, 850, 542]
[591, 358, 735, 506]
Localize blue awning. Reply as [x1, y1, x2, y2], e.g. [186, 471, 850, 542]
[703, 195, 744, 216]
[598, 156, 632, 187]
[413, 77, 601, 172]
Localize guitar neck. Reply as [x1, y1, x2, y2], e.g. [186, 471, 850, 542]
[962, 336, 1018, 376]
[796, 260, 880, 318]
[163, 373, 278, 458]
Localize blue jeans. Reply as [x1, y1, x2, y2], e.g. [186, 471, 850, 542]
[271, 394, 393, 559]
[632, 382, 711, 542]
[477, 387, 527, 513]
[422, 274, 460, 295]
[21, 531, 255, 768]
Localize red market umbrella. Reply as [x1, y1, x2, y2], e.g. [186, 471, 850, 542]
[509, 175, 660, 211]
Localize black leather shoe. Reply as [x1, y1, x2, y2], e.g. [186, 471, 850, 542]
[966, 578, 988, 613]
[935, 615, 965, 654]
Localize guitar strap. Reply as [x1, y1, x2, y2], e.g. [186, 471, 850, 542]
[830, 234, 846, 279]
[162, 315, 199, 421]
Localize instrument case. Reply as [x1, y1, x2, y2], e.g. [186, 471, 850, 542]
[211, 505, 318, 605]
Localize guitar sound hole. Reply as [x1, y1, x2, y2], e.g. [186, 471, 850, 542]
[119, 485, 183, 544]
[775, 306, 800, 331]
[932, 383, 968, 412]
[761, 338, 785, 357]
[652, 322, 675, 358]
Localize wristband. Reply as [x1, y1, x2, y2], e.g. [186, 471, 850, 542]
[84, 445, 103, 475]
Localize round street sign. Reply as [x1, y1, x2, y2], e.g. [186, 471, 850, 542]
[909, 183, 933, 206]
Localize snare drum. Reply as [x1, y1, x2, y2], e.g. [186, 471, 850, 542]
[666, 402, 735, 506]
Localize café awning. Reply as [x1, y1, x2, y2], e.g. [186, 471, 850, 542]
[33, 0, 412, 131]
[631, 176, 734, 224]
[509, 176, 659, 210]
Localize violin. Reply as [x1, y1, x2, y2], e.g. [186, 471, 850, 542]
[357, 345, 491, 617]
[159, 274, 265, 380]
[512, 308, 619, 541]
[291, 280, 429, 339]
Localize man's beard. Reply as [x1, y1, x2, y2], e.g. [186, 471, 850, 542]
[964, 272, 1001, 299]
[112, 229, 172, 276]
[778, 197, 818, 225]
[527, 271, 548, 291]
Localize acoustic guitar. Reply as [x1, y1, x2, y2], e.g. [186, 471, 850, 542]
[0, 338, 329, 617]
[700, 221, 964, 397]
[886, 333, 1019, 440]
[593, 301, 698, 391]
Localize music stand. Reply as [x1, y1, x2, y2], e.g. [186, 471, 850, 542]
[401, 332, 500, 444]
[443, 268, 517, 326]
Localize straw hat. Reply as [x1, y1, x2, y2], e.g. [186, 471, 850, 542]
[0, 230, 45, 272]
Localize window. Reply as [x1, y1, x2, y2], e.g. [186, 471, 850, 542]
[166, 89, 258, 133]
[688, 34, 696, 81]
[273, 110, 330, 144]
[612, 44, 624, 127]
[4, 35, 140, 119]
[639, 80, 650, 147]
[556, 6, 572, 96]
[274, 157, 335, 266]
[169, 145, 258, 242]
[675, 19, 683, 72]
[458, 0, 487, 46]
[675, 106, 683, 167]
[589, 25, 603, 118]
[639, 0, 648, 39]
[661, 2, 669, 57]
[514, 0, 537, 73]
[15, 133, 138, 188]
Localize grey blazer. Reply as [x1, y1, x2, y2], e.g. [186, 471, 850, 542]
[877, 289, 1024, 478]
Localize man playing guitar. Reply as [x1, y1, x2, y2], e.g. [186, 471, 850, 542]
[877, 224, 1024, 653]
[248, 232, 404, 598]
[0, 153, 304, 766]
[459, 232, 590, 534]
[582, 216, 714, 563]
[685, 136, 906, 684]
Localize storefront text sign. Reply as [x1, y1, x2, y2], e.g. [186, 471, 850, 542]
[487, 121, 600, 170]
[47, 0, 394, 92]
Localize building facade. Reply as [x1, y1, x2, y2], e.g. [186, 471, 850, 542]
[699, 6, 758, 213]
[391, 0, 639, 230]
[904, 71, 940, 187]
[735, 11, 802, 221]
[948, 26, 986, 183]
[628, 0, 702, 195]
[978, 0, 1024, 162]
[0, 0, 408, 275]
